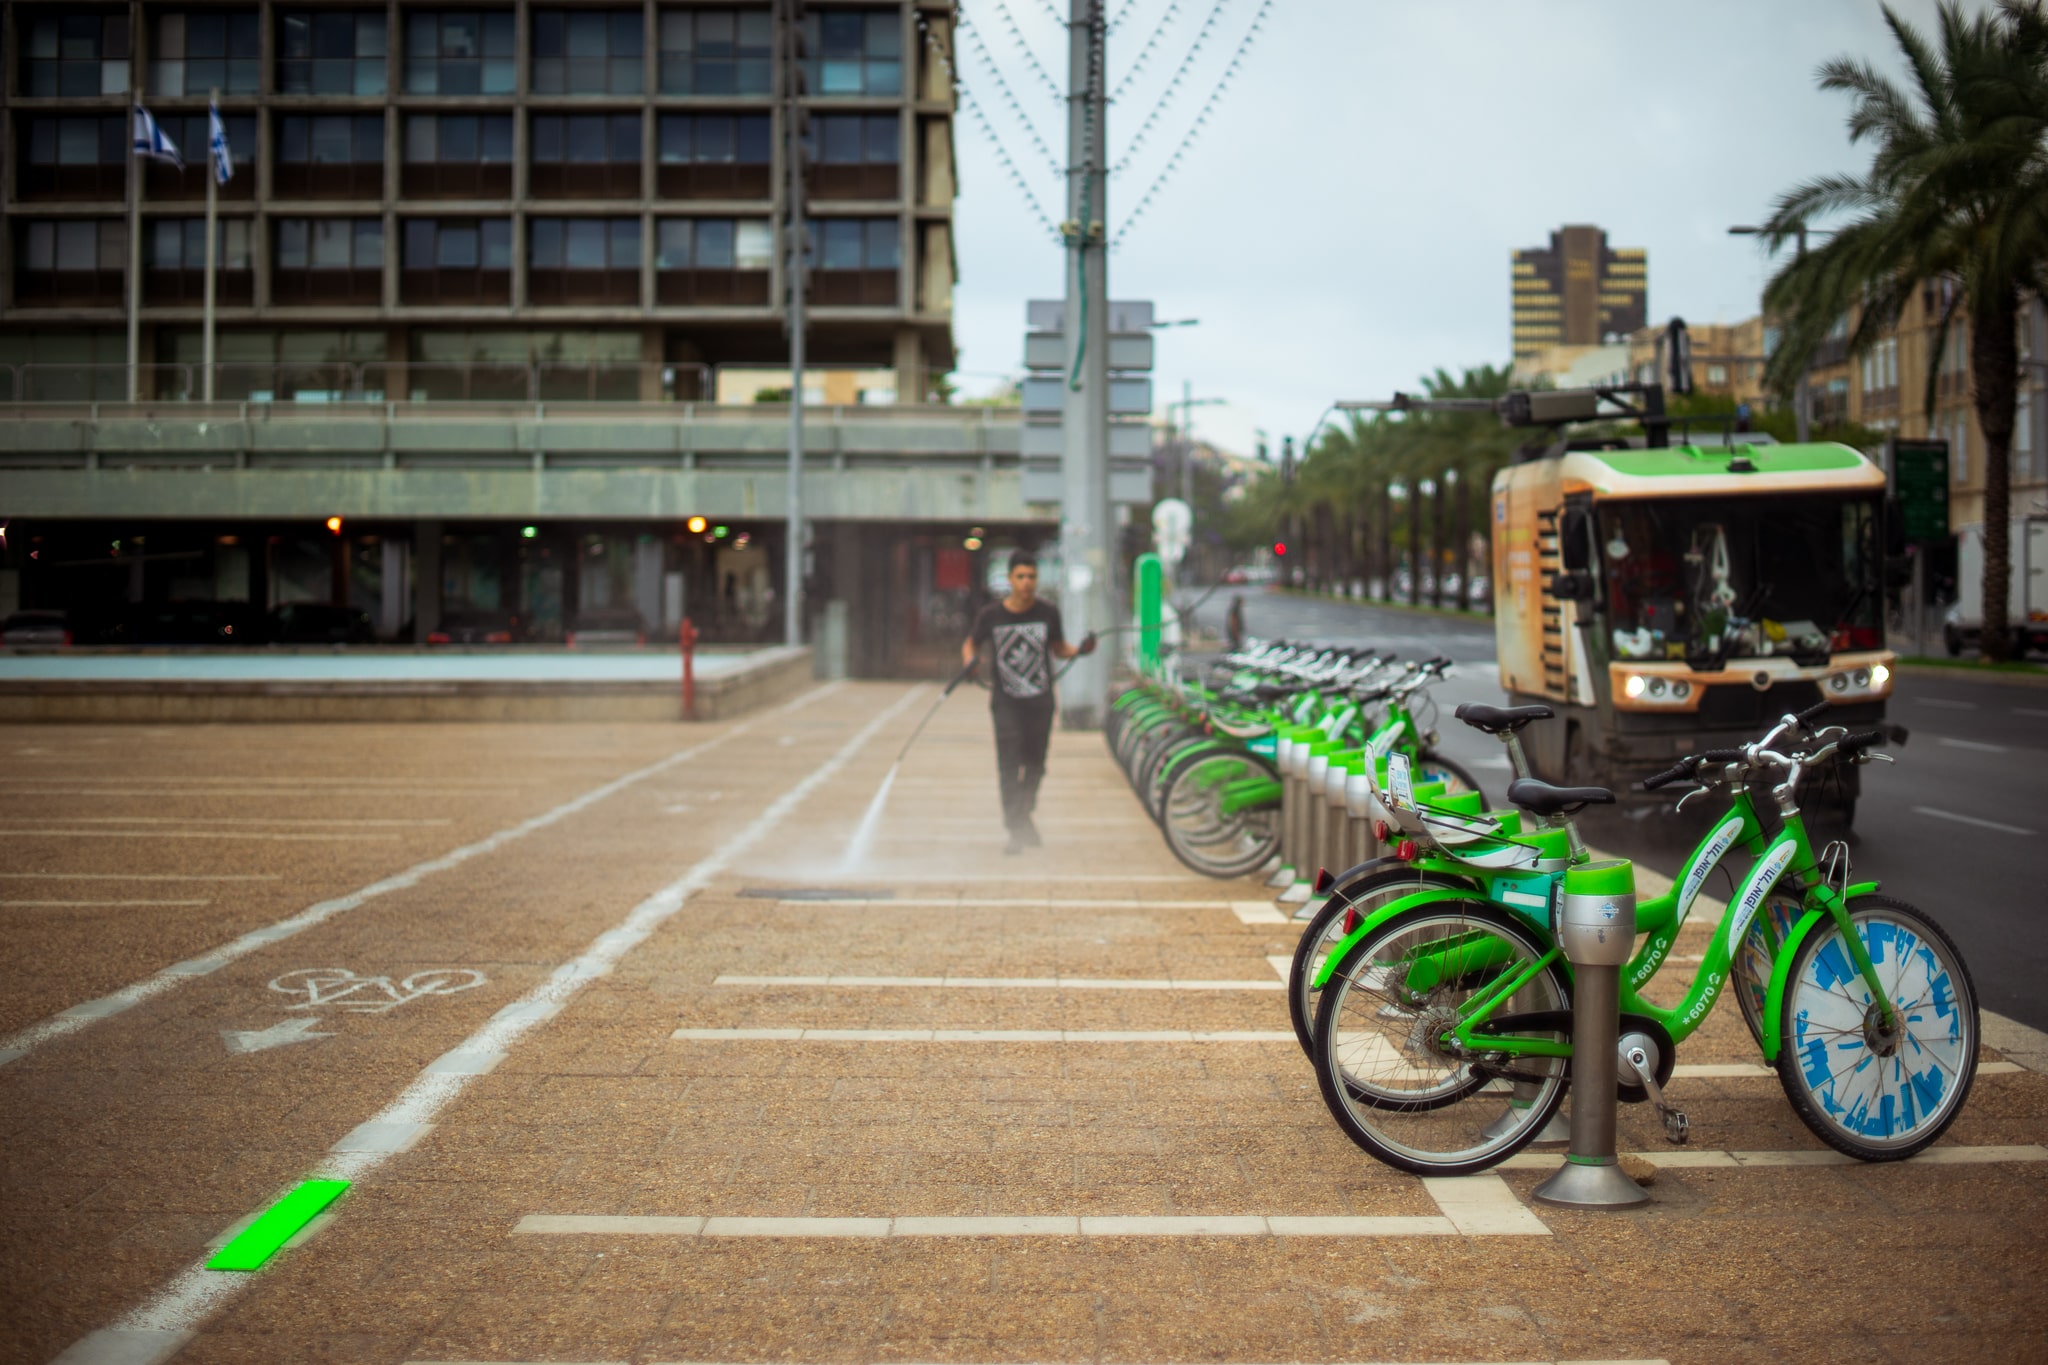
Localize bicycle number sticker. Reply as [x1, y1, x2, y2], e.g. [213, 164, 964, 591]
[269, 966, 486, 1014]
[1386, 752, 1416, 811]
[1675, 815, 1745, 932]
[1725, 843, 1797, 955]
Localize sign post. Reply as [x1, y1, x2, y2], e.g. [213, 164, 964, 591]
[1890, 438, 1950, 657]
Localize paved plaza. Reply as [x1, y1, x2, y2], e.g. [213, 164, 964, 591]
[2, 681, 2045, 1364]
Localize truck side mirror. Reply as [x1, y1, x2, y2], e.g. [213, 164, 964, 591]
[1559, 507, 1592, 571]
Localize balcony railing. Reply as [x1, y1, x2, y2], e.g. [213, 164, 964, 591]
[0, 360, 716, 404]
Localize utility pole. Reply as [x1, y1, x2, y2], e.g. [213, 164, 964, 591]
[782, 0, 807, 647]
[1059, 0, 1110, 728]
[1168, 379, 1226, 506]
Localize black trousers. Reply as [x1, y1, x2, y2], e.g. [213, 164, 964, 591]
[992, 701, 1055, 831]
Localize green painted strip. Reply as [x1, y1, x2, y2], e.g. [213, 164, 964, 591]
[207, 1179, 349, 1271]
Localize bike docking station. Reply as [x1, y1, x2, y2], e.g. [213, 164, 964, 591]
[1533, 859, 1652, 1209]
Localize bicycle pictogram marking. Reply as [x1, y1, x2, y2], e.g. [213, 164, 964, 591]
[268, 966, 486, 1014]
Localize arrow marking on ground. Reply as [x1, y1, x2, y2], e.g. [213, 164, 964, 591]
[223, 1017, 333, 1054]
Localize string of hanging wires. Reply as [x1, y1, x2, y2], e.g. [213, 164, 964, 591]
[917, 12, 1063, 242]
[989, 1, 1065, 100]
[1107, 1, 1188, 103]
[1110, 0, 1232, 172]
[956, 11, 1066, 176]
[1111, 0, 1275, 249]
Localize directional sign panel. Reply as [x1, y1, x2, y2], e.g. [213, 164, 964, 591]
[1890, 439, 1950, 543]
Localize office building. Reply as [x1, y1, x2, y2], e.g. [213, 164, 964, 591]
[1511, 224, 1646, 365]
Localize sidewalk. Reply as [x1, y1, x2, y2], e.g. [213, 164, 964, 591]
[4, 683, 2043, 1364]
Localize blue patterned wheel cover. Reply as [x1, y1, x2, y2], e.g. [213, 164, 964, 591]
[1790, 913, 1969, 1143]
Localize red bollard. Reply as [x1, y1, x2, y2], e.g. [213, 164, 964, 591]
[679, 616, 699, 721]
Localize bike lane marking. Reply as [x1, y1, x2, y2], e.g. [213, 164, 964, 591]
[710, 974, 1285, 991]
[0, 682, 843, 1071]
[1496, 1143, 2048, 1170]
[1909, 804, 2034, 835]
[51, 682, 921, 1365]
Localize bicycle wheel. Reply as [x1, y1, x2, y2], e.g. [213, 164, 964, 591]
[1288, 865, 1472, 1057]
[1313, 902, 1569, 1175]
[1415, 751, 1486, 808]
[1158, 750, 1281, 879]
[1774, 895, 1978, 1161]
[1732, 891, 1802, 1050]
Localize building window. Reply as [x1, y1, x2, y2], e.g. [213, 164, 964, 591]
[655, 217, 771, 304]
[1952, 414, 1970, 485]
[531, 113, 643, 197]
[162, 327, 386, 401]
[805, 113, 898, 199]
[528, 217, 642, 304]
[273, 219, 384, 305]
[17, 115, 127, 201]
[531, 10, 644, 95]
[14, 220, 127, 306]
[1705, 363, 1727, 387]
[404, 11, 516, 94]
[145, 218, 254, 305]
[149, 11, 260, 96]
[401, 218, 512, 304]
[402, 113, 514, 198]
[278, 11, 388, 95]
[808, 217, 898, 305]
[657, 8, 770, 94]
[145, 112, 257, 200]
[801, 10, 900, 96]
[276, 114, 386, 198]
[656, 113, 771, 198]
[22, 14, 130, 96]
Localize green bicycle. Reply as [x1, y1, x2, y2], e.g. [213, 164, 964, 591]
[1308, 710, 1978, 1175]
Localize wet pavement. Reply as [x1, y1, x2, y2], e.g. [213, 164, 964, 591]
[2, 680, 2044, 1364]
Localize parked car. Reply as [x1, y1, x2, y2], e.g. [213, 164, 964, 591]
[1, 610, 73, 647]
[565, 606, 648, 648]
[426, 607, 521, 645]
[269, 602, 376, 644]
[104, 600, 265, 645]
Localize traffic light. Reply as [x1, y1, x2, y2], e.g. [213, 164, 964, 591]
[1273, 542, 1287, 556]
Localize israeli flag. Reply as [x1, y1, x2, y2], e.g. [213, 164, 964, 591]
[132, 104, 184, 170]
[208, 103, 234, 185]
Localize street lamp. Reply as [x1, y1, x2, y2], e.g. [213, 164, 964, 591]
[1730, 223, 1831, 443]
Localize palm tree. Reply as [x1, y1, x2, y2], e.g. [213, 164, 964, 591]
[1761, 0, 2048, 661]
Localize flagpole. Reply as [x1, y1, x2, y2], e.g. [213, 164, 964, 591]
[127, 107, 142, 403]
[203, 90, 219, 404]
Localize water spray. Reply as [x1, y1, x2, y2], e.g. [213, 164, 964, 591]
[838, 658, 982, 872]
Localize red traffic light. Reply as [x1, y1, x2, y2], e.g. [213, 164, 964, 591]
[1273, 542, 1287, 556]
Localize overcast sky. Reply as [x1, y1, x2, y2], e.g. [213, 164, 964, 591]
[948, 0, 1994, 456]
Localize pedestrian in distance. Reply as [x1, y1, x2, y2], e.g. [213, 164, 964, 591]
[1226, 594, 1247, 651]
[962, 550, 1096, 854]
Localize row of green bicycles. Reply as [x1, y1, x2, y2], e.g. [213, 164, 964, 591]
[1104, 639, 1484, 880]
[1109, 639, 1981, 1177]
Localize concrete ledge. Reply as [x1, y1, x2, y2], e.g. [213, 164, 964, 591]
[0, 646, 813, 723]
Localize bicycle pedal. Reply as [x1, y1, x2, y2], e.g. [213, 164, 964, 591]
[1663, 1110, 1690, 1145]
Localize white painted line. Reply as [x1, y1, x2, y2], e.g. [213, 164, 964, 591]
[1937, 736, 2008, 754]
[1231, 900, 1290, 924]
[1985, 1008, 2048, 1074]
[671, 1028, 1298, 1044]
[0, 899, 210, 908]
[1915, 697, 1978, 710]
[2016, 706, 2048, 718]
[52, 682, 911, 1363]
[1497, 1143, 2048, 1171]
[1671, 1060, 2020, 1079]
[512, 1213, 1477, 1239]
[0, 829, 404, 842]
[4, 816, 454, 827]
[1421, 1175, 1551, 1236]
[771, 897, 1233, 910]
[711, 974, 1285, 992]
[0, 873, 280, 882]
[1911, 805, 2034, 836]
[0, 692, 804, 1070]
[1267, 954, 1294, 982]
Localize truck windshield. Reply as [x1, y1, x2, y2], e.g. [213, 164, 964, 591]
[1596, 495, 1882, 663]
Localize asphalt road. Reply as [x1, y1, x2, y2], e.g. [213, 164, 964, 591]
[1192, 587, 2048, 1032]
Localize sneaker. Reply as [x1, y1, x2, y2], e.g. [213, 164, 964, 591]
[1004, 835, 1025, 856]
[1018, 816, 1042, 848]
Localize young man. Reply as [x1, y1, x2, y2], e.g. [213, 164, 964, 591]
[963, 551, 1096, 854]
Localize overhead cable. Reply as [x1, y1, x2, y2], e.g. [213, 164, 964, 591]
[957, 9, 1067, 178]
[990, 0, 1066, 102]
[917, 12, 1063, 242]
[1111, 0, 1275, 249]
[1111, 0, 1231, 165]
[1107, 0, 1190, 104]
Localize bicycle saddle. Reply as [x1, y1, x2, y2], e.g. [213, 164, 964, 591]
[1506, 777, 1614, 816]
[1455, 702, 1554, 734]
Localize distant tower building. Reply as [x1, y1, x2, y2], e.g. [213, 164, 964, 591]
[1512, 225, 1647, 365]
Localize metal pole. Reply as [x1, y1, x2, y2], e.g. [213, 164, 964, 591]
[783, 3, 806, 647]
[1180, 379, 1193, 506]
[203, 90, 219, 404]
[1059, 0, 1110, 728]
[126, 108, 141, 403]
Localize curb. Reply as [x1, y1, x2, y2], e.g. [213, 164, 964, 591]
[1984, 1010, 2048, 1075]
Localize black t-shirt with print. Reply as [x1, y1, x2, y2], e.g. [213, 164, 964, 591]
[970, 598, 1066, 709]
